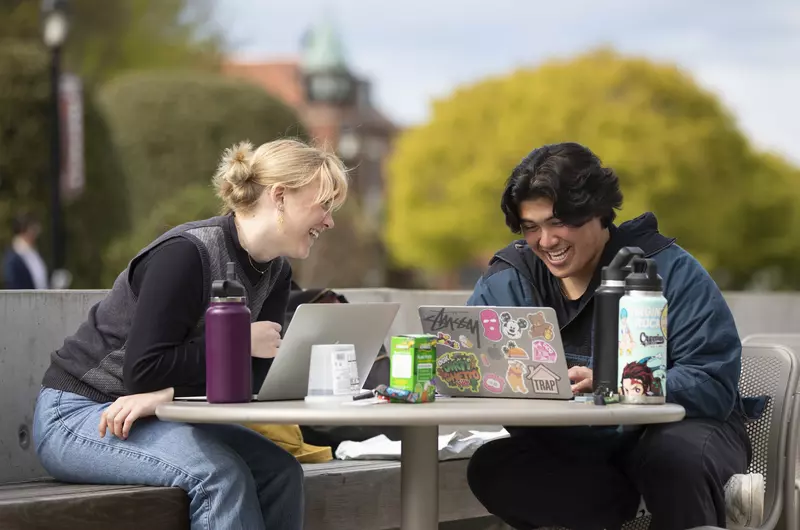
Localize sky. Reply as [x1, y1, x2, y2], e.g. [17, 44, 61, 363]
[213, 0, 800, 164]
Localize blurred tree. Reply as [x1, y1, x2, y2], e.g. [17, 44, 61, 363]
[0, 0, 222, 86]
[0, 42, 129, 288]
[97, 72, 307, 227]
[102, 184, 218, 284]
[97, 72, 308, 278]
[385, 48, 800, 289]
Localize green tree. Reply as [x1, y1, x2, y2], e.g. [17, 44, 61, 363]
[385, 48, 798, 288]
[97, 72, 307, 228]
[102, 184, 218, 283]
[0, 0, 222, 86]
[0, 42, 129, 288]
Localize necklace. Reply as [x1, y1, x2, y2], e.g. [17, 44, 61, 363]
[234, 216, 268, 276]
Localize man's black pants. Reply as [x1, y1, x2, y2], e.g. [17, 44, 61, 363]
[466, 413, 751, 530]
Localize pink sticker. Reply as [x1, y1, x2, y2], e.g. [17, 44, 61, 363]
[532, 340, 558, 363]
[483, 373, 505, 394]
[505, 361, 529, 394]
[480, 309, 503, 342]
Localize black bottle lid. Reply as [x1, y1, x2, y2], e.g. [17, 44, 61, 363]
[601, 246, 645, 282]
[211, 262, 245, 299]
[624, 257, 663, 291]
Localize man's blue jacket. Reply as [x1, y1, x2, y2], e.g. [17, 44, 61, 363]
[467, 212, 759, 421]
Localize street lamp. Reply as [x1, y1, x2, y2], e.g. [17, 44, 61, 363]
[41, 0, 69, 278]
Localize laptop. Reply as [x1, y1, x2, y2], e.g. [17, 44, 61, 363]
[418, 305, 573, 400]
[176, 302, 400, 402]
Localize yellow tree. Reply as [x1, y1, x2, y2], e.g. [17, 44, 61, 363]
[385, 48, 797, 288]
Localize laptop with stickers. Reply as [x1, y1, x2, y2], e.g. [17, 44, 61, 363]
[418, 306, 573, 400]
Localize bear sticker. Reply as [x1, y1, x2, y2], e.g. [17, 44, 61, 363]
[499, 312, 529, 339]
[506, 361, 529, 394]
[528, 311, 555, 341]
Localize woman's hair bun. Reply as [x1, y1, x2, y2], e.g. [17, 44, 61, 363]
[216, 141, 255, 186]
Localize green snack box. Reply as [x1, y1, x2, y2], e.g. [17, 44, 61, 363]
[389, 334, 436, 393]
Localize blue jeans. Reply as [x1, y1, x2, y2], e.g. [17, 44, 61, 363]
[33, 387, 304, 530]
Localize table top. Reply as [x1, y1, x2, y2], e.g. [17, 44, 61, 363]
[156, 397, 685, 427]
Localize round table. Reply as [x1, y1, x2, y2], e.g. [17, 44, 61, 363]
[157, 397, 685, 530]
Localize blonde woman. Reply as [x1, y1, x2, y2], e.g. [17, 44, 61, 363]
[33, 139, 349, 530]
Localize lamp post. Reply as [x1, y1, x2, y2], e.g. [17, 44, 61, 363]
[41, 0, 69, 276]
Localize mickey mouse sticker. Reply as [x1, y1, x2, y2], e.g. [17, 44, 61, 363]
[500, 312, 529, 339]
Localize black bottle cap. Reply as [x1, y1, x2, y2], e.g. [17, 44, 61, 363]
[624, 257, 662, 291]
[601, 246, 645, 281]
[211, 262, 245, 298]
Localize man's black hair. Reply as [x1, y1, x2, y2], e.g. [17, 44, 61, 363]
[500, 142, 623, 233]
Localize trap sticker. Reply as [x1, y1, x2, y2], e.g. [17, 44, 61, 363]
[499, 312, 529, 340]
[483, 373, 505, 394]
[436, 351, 482, 393]
[527, 311, 555, 341]
[480, 353, 491, 367]
[502, 340, 530, 360]
[436, 332, 460, 350]
[532, 340, 557, 363]
[505, 360, 529, 394]
[459, 335, 473, 348]
[480, 309, 503, 342]
[526, 364, 561, 394]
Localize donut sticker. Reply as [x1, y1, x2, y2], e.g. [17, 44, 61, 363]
[532, 340, 558, 363]
[483, 373, 505, 394]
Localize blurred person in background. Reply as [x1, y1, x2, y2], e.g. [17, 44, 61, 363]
[2, 213, 48, 289]
[32, 138, 349, 530]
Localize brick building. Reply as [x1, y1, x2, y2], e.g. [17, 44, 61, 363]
[222, 18, 398, 287]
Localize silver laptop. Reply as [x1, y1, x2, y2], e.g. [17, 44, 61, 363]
[257, 302, 400, 401]
[418, 305, 573, 400]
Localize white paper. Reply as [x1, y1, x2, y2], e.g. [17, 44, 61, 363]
[334, 428, 510, 461]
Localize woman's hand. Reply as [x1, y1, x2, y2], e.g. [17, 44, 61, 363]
[251, 321, 282, 358]
[98, 387, 175, 440]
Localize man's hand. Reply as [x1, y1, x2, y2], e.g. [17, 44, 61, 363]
[98, 387, 174, 440]
[251, 321, 282, 358]
[568, 366, 593, 394]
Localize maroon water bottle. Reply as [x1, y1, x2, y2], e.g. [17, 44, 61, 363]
[205, 262, 252, 403]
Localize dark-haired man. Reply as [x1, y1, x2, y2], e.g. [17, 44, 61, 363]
[465, 143, 763, 530]
[2, 213, 48, 289]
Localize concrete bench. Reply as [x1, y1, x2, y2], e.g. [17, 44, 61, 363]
[0, 290, 492, 529]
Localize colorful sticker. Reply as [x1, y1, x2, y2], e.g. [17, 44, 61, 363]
[505, 361, 529, 394]
[459, 335, 473, 348]
[527, 364, 561, 394]
[483, 373, 505, 394]
[527, 311, 555, 341]
[480, 353, 491, 367]
[660, 304, 668, 339]
[532, 340, 557, 363]
[618, 308, 636, 356]
[502, 340, 530, 360]
[436, 332, 461, 350]
[480, 309, 503, 342]
[436, 351, 482, 392]
[620, 357, 666, 399]
[499, 312, 529, 340]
